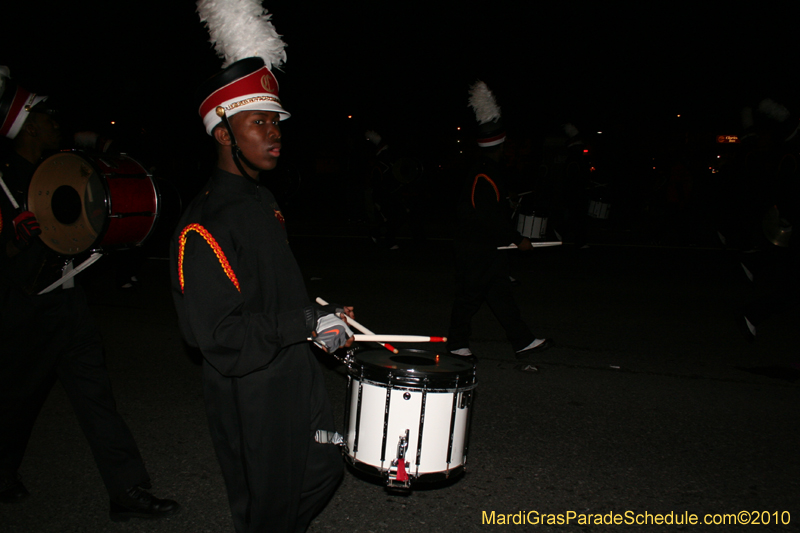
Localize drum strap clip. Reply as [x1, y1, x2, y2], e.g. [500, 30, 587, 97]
[314, 430, 344, 446]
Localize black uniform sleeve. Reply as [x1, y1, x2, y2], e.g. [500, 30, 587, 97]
[472, 176, 523, 247]
[176, 229, 313, 376]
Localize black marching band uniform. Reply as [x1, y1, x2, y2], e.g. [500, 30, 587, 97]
[447, 81, 550, 357]
[447, 155, 538, 353]
[0, 70, 177, 519]
[171, 167, 342, 532]
[170, 4, 346, 524]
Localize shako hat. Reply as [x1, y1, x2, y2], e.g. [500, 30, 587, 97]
[469, 80, 505, 148]
[0, 66, 49, 139]
[198, 57, 289, 135]
[196, 0, 290, 136]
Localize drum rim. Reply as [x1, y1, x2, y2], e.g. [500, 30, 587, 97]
[344, 455, 466, 484]
[28, 151, 112, 255]
[346, 348, 477, 387]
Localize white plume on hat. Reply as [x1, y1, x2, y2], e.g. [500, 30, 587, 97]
[758, 98, 790, 123]
[197, 0, 287, 69]
[468, 80, 501, 125]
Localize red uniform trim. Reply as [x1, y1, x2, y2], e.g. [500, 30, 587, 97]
[471, 173, 500, 208]
[178, 223, 240, 293]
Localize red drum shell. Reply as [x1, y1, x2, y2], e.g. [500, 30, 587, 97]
[28, 151, 159, 255]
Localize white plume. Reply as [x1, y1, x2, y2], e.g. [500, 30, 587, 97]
[0, 66, 10, 96]
[197, 0, 287, 69]
[468, 80, 501, 125]
[758, 98, 790, 122]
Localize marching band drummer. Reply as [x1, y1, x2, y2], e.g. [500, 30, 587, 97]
[447, 81, 553, 359]
[170, 2, 353, 531]
[0, 67, 179, 519]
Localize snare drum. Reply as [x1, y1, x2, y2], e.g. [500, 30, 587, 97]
[344, 348, 477, 488]
[28, 151, 159, 255]
[588, 199, 610, 220]
[516, 212, 548, 239]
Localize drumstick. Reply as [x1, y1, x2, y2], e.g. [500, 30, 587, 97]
[353, 334, 446, 343]
[315, 297, 398, 353]
[0, 172, 21, 210]
[37, 252, 103, 295]
[498, 241, 563, 249]
[308, 334, 447, 344]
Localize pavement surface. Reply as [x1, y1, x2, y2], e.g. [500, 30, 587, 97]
[2, 216, 799, 533]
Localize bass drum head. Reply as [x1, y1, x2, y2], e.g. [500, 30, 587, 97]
[348, 348, 476, 389]
[28, 152, 108, 255]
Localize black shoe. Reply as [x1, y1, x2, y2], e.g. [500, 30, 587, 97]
[0, 476, 29, 503]
[109, 486, 179, 522]
[515, 338, 553, 358]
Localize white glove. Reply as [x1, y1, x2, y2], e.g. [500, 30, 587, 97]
[314, 314, 354, 353]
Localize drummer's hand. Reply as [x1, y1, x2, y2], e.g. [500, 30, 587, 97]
[517, 237, 533, 252]
[314, 314, 354, 353]
[13, 211, 41, 247]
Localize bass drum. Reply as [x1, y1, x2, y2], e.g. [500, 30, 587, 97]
[28, 151, 159, 255]
[344, 348, 477, 488]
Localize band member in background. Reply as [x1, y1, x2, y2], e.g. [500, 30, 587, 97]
[447, 81, 552, 359]
[171, 3, 350, 531]
[0, 68, 178, 520]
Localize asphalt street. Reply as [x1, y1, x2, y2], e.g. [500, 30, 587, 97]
[2, 223, 799, 532]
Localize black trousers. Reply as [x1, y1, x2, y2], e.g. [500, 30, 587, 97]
[202, 345, 343, 533]
[0, 285, 149, 498]
[447, 249, 535, 353]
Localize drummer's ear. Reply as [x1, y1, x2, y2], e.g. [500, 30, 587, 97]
[213, 125, 231, 146]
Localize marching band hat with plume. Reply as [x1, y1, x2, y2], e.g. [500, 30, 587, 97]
[469, 80, 505, 148]
[196, 0, 290, 136]
[0, 66, 49, 139]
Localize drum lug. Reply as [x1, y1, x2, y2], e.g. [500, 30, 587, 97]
[387, 430, 411, 489]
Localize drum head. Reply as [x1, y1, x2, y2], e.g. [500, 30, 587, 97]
[28, 152, 107, 255]
[349, 348, 476, 388]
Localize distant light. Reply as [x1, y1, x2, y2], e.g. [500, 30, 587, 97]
[456, 140, 460, 143]
[457, 126, 461, 130]
[110, 121, 116, 125]
[677, 114, 681, 118]
[583, 149, 589, 153]
[597, 131, 602, 135]
[347, 115, 353, 119]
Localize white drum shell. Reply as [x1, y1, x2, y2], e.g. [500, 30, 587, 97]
[517, 213, 548, 239]
[588, 200, 611, 219]
[346, 377, 473, 478]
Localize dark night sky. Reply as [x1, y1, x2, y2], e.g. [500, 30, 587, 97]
[2, 1, 799, 160]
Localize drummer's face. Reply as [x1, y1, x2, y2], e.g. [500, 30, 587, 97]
[29, 111, 62, 151]
[230, 110, 281, 172]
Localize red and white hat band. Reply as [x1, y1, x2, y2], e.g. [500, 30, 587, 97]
[1, 87, 47, 139]
[199, 66, 289, 135]
[477, 132, 506, 148]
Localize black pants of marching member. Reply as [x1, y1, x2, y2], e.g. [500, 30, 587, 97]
[0, 285, 151, 498]
[202, 347, 343, 533]
[447, 249, 536, 353]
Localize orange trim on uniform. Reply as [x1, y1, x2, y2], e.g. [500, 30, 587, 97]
[178, 223, 240, 293]
[471, 173, 500, 208]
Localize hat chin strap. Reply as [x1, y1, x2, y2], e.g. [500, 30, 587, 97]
[219, 111, 261, 179]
